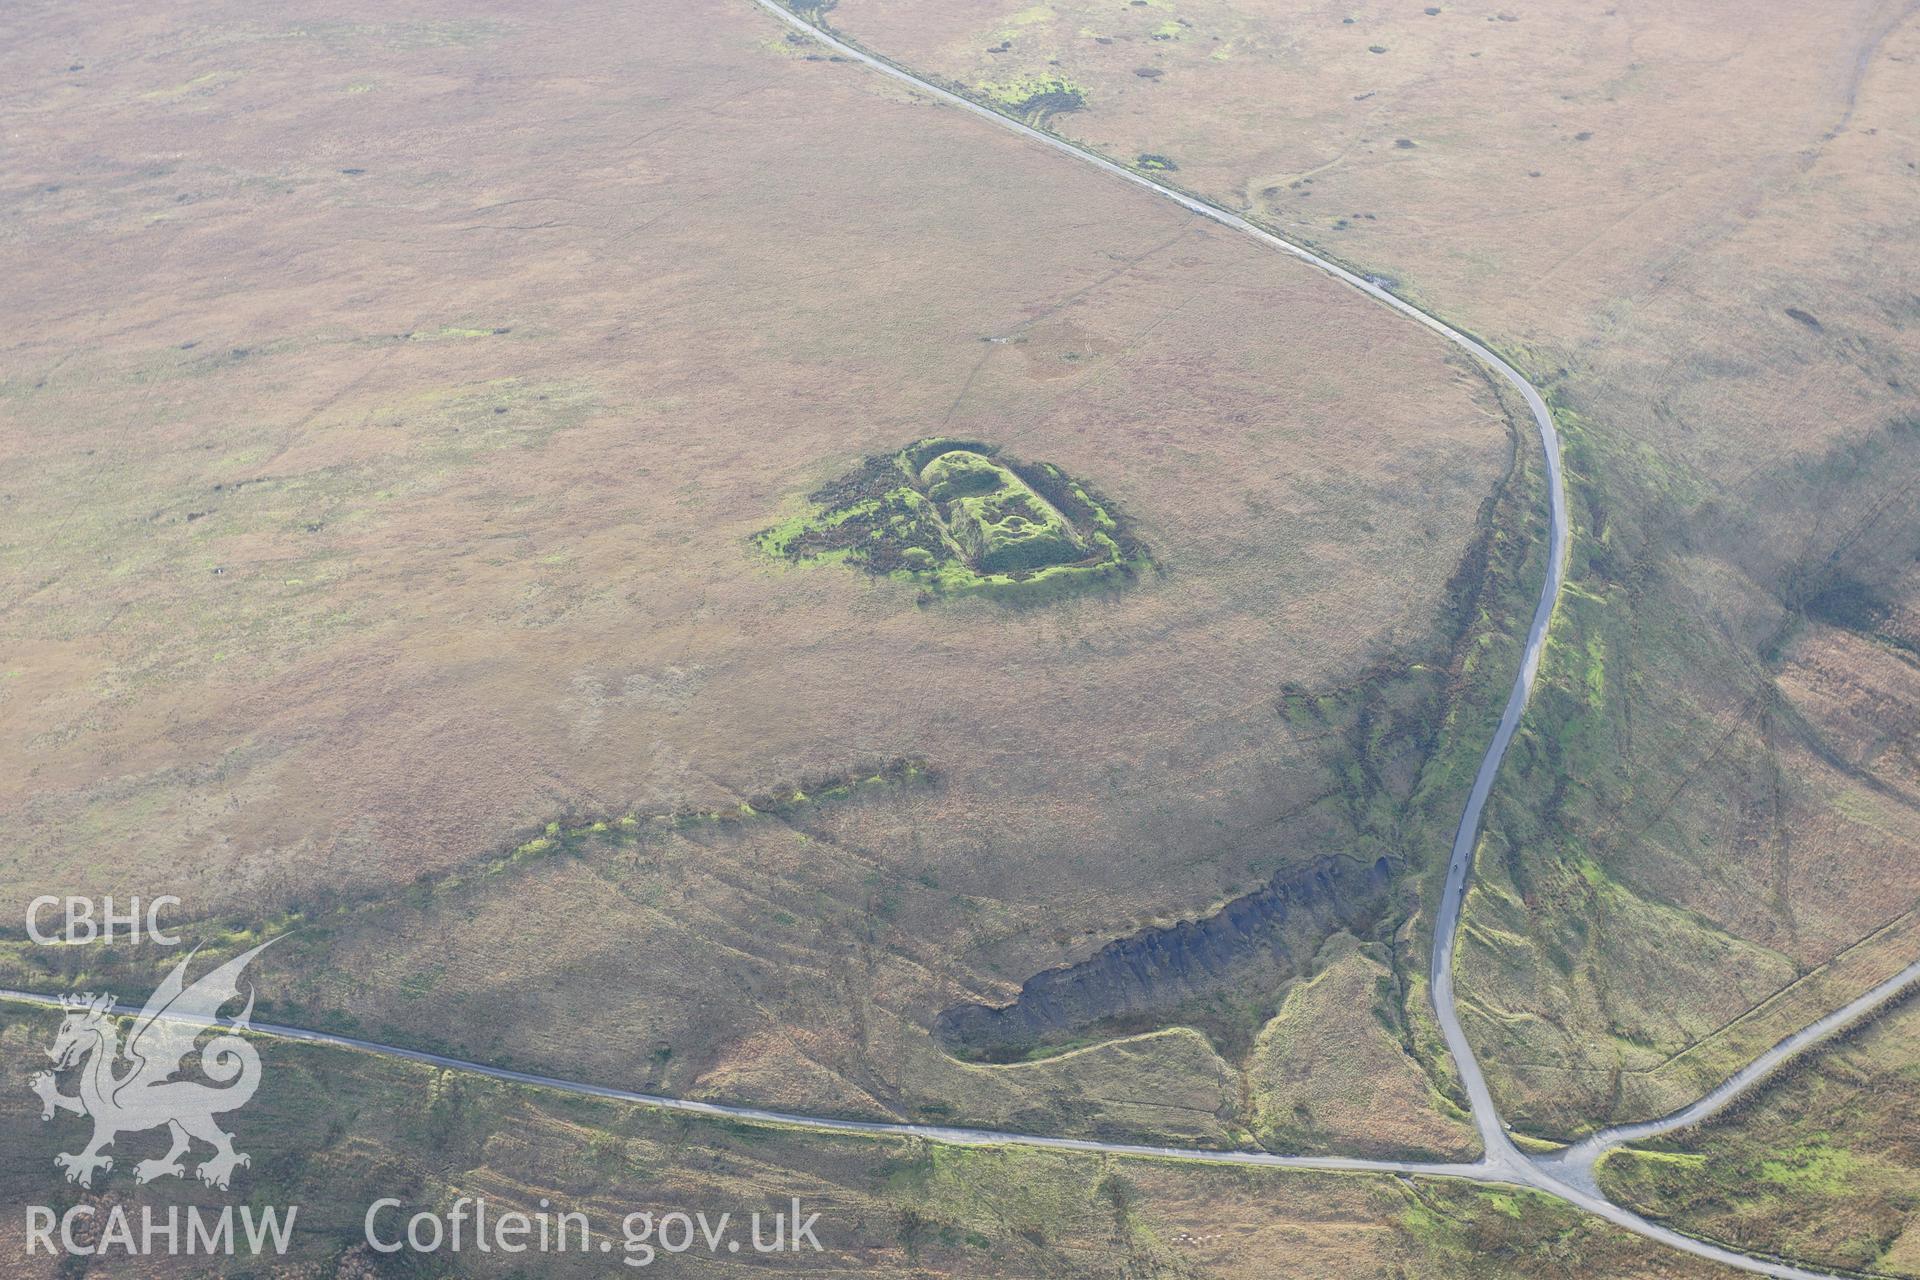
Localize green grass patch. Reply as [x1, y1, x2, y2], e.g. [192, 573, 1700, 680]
[756, 437, 1150, 602]
[975, 75, 1086, 126]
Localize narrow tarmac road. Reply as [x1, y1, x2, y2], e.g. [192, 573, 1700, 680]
[5, 5, 1915, 1277]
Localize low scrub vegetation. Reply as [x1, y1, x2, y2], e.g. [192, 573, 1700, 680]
[757, 437, 1149, 600]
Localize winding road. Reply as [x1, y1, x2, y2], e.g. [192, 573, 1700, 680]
[2, 970, 1907, 1280]
[5, 4, 1916, 1277]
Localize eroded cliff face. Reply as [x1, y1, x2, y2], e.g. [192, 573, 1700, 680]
[936, 855, 1394, 1057]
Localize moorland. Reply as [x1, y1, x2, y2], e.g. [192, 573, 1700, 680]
[817, 0, 1920, 1141]
[2, 0, 1914, 1272]
[0, 0, 1520, 1182]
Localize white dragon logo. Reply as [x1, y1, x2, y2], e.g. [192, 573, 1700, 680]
[29, 941, 274, 1191]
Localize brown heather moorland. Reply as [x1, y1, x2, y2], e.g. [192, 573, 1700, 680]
[816, 0, 1920, 1138]
[5, 0, 1915, 1268]
[0, 0, 1514, 1156]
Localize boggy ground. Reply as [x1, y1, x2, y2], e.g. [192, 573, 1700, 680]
[812, 0, 1920, 1138]
[0, 0, 1511, 1155]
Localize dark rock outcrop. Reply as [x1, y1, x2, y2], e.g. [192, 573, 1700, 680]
[936, 854, 1393, 1056]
